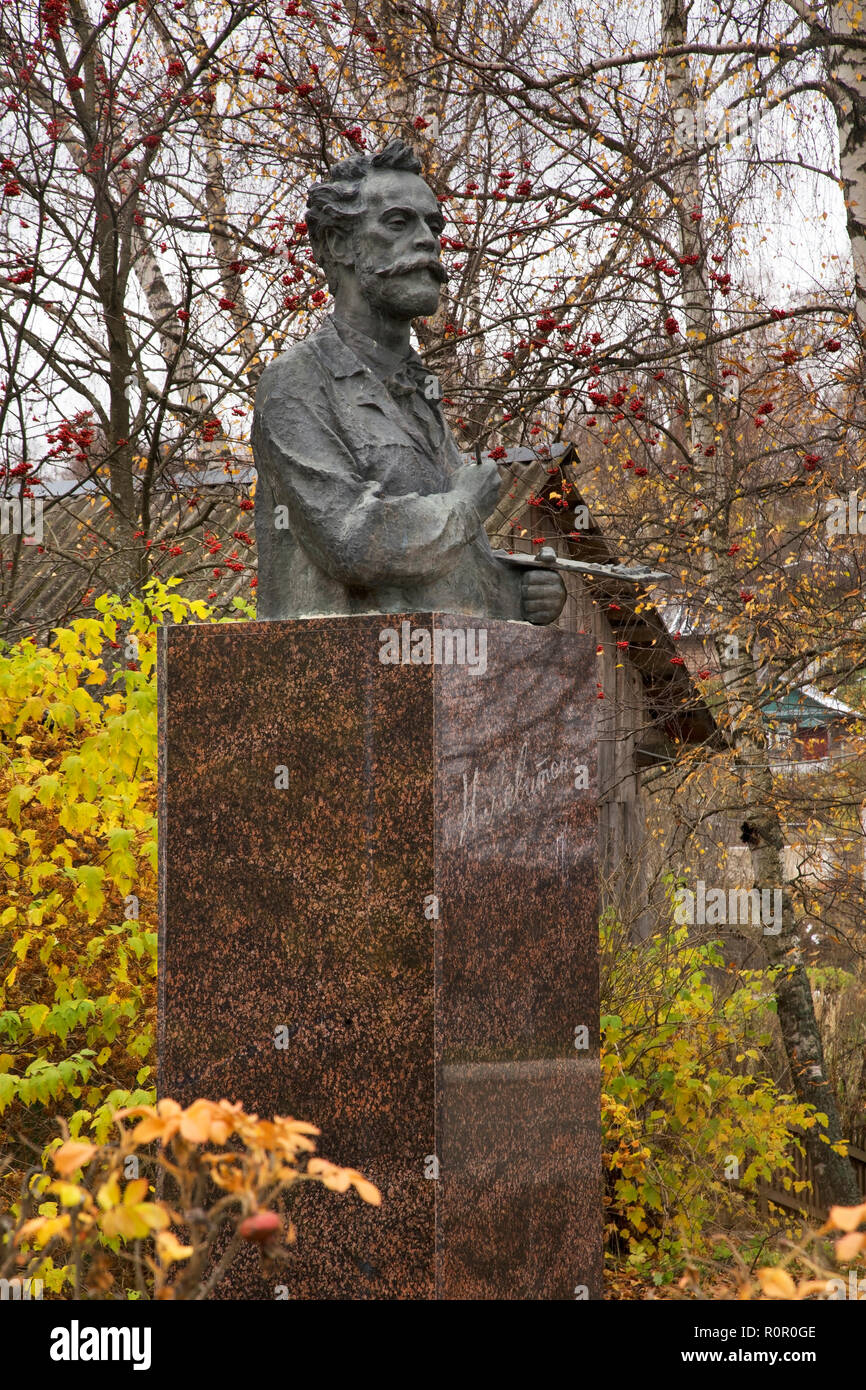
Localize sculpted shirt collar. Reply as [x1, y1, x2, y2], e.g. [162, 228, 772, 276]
[315, 322, 436, 408]
[315, 314, 446, 458]
[326, 313, 426, 383]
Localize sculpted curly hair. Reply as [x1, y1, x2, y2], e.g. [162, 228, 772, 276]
[305, 139, 423, 291]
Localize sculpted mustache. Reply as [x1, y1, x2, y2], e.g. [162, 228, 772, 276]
[375, 257, 448, 283]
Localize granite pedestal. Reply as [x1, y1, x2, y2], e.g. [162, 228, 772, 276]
[158, 614, 601, 1299]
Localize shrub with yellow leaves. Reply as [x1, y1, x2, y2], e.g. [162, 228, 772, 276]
[0, 1096, 379, 1299]
[601, 913, 823, 1278]
[0, 582, 252, 1204]
[672, 1201, 866, 1300]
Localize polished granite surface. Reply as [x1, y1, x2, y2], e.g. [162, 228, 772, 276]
[158, 615, 600, 1298]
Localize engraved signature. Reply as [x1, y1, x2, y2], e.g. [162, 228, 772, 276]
[458, 741, 585, 844]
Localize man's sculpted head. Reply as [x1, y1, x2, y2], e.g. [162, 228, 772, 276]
[306, 139, 447, 321]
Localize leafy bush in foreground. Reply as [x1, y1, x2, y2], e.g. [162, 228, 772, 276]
[1, 1097, 379, 1299]
[0, 585, 250, 1194]
[602, 917, 829, 1276]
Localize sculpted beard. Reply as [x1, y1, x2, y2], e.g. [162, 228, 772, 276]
[355, 244, 447, 318]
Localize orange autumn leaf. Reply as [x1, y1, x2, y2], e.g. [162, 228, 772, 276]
[52, 1140, 97, 1177]
[156, 1230, 194, 1263]
[757, 1267, 797, 1299]
[835, 1231, 866, 1262]
[828, 1202, 866, 1233]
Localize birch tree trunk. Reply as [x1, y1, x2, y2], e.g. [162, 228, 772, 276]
[784, 0, 866, 338]
[826, 2, 866, 337]
[661, 0, 860, 1208]
[148, 2, 261, 392]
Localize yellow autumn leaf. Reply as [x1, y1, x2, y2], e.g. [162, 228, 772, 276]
[100, 1205, 150, 1240]
[179, 1101, 218, 1144]
[48, 1181, 88, 1207]
[797, 1279, 832, 1298]
[138, 1203, 170, 1232]
[349, 1173, 382, 1206]
[131, 1114, 172, 1144]
[307, 1158, 351, 1192]
[828, 1201, 866, 1232]
[757, 1267, 797, 1299]
[53, 1140, 97, 1177]
[120, 1098, 182, 1146]
[122, 1178, 150, 1206]
[96, 1175, 121, 1212]
[835, 1231, 866, 1262]
[156, 1230, 194, 1263]
[16, 1213, 71, 1247]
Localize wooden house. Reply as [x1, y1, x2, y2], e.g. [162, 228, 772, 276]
[486, 442, 717, 932]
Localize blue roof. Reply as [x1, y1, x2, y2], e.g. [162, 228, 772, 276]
[763, 688, 862, 724]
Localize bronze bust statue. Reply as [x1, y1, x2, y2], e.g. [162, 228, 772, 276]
[253, 139, 566, 626]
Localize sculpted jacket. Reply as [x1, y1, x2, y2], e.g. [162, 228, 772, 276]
[252, 316, 522, 620]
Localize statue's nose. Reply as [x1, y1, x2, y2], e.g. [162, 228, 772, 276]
[414, 221, 439, 252]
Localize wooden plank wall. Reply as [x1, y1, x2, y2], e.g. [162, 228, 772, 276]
[749, 1132, 866, 1222]
[557, 573, 652, 936]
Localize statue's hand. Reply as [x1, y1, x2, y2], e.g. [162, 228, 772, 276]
[451, 461, 503, 521]
[521, 568, 566, 625]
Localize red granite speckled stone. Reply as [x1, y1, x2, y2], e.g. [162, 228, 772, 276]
[158, 614, 601, 1299]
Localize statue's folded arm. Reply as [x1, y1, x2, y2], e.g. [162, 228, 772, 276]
[253, 389, 484, 589]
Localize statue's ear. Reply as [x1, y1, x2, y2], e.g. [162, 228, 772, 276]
[324, 224, 354, 270]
